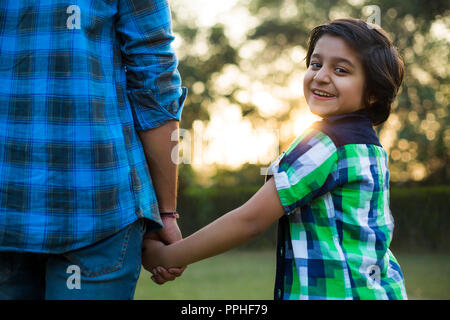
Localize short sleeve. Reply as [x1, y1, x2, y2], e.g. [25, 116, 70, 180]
[267, 128, 339, 215]
[116, 0, 187, 130]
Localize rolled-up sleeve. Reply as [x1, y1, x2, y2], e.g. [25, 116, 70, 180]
[116, 0, 187, 130]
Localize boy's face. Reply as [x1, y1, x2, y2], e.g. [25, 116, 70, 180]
[303, 34, 366, 118]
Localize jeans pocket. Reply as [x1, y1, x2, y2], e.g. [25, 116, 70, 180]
[63, 223, 136, 278]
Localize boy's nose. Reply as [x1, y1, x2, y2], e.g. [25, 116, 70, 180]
[313, 67, 331, 83]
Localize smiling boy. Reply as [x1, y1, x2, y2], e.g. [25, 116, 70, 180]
[143, 19, 407, 300]
[304, 34, 367, 117]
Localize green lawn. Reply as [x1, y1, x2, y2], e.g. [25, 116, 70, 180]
[397, 252, 450, 299]
[134, 249, 449, 300]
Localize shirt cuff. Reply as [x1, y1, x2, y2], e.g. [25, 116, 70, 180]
[128, 87, 188, 131]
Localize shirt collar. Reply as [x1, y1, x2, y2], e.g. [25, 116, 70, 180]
[322, 108, 371, 124]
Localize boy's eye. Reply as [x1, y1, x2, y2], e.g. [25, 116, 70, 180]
[310, 62, 321, 68]
[335, 67, 347, 73]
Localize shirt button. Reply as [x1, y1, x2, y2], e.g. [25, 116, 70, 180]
[280, 247, 284, 257]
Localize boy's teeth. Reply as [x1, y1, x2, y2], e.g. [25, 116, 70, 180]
[314, 90, 333, 97]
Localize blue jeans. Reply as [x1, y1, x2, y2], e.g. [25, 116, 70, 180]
[0, 219, 146, 300]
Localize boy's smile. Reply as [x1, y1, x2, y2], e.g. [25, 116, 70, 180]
[303, 34, 366, 118]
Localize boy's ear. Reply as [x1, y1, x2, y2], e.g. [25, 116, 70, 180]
[364, 91, 377, 106]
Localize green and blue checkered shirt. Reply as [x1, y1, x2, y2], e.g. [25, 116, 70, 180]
[269, 110, 407, 300]
[0, 0, 186, 253]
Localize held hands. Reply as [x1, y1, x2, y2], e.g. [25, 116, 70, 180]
[142, 236, 174, 283]
[142, 216, 186, 285]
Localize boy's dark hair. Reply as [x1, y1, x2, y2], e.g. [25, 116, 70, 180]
[305, 19, 405, 126]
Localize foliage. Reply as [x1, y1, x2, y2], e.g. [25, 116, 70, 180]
[171, 0, 450, 184]
[389, 185, 450, 251]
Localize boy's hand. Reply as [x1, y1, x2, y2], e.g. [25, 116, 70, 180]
[151, 265, 187, 285]
[142, 236, 165, 268]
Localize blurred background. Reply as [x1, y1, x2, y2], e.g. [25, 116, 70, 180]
[136, 0, 450, 300]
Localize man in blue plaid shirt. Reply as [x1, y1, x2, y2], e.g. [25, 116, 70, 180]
[0, 0, 187, 299]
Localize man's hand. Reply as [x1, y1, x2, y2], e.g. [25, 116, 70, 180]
[144, 216, 186, 285]
[156, 215, 183, 244]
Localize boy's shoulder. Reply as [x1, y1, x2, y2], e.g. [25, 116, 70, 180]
[311, 109, 381, 148]
[273, 110, 384, 173]
[277, 126, 337, 169]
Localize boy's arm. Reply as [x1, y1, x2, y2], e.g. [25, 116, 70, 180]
[143, 177, 285, 270]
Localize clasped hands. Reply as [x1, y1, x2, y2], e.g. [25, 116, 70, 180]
[142, 216, 186, 285]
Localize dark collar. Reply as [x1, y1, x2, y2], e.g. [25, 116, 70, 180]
[312, 109, 381, 147]
[322, 109, 372, 124]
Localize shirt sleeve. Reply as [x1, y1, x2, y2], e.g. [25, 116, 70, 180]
[116, 0, 187, 130]
[267, 128, 339, 215]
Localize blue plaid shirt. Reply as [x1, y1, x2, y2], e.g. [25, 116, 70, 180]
[0, 0, 186, 253]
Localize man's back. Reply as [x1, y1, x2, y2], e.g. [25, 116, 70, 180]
[0, 0, 185, 253]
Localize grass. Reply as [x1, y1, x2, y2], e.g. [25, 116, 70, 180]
[134, 249, 450, 300]
[135, 249, 276, 300]
[396, 252, 450, 299]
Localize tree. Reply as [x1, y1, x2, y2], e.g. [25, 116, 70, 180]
[171, 0, 450, 185]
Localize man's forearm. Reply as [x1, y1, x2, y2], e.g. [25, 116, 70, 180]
[137, 120, 179, 212]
